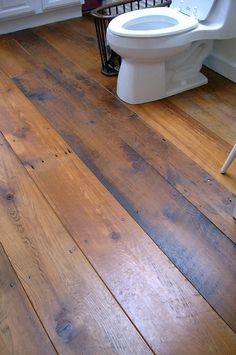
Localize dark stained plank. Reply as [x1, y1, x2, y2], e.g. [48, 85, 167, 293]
[35, 16, 115, 90]
[23, 26, 236, 239]
[0, 243, 56, 355]
[0, 56, 236, 355]
[0, 37, 235, 332]
[0, 134, 151, 355]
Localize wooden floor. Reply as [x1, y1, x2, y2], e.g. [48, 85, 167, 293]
[0, 14, 236, 355]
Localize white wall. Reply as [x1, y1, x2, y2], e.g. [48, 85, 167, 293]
[204, 38, 236, 82]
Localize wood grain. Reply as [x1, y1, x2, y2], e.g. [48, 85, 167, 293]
[0, 66, 235, 355]
[0, 34, 236, 331]
[0, 36, 235, 331]
[133, 99, 236, 190]
[0, 133, 150, 355]
[0, 243, 56, 355]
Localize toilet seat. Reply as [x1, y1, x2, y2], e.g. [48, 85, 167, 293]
[108, 8, 198, 38]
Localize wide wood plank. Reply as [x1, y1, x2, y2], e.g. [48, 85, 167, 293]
[0, 134, 150, 355]
[168, 68, 236, 146]
[24, 25, 236, 239]
[33, 17, 236, 194]
[0, 243, 56, 355]
[0, 37, 235, 333]
[0, 64, 236, 355]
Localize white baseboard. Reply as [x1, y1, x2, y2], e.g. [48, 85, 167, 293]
[0, 4, 84, 35]
[204, 52, 236, 83]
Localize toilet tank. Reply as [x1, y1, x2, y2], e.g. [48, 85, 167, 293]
[206, 0, 236, 38]
[171, 0, 215, 20]
[171, 0, 236, 38]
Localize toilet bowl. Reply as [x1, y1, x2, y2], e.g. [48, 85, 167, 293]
[107, 0, 236, 104]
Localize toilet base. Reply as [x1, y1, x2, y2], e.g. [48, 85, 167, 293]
[117, 60, 166, 104]
[116, 40, 212, 104]
[166, 72, 208, 97]
[117, 58, 208, 104]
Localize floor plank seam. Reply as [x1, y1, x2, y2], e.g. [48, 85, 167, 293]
[0, 240, 60, 355]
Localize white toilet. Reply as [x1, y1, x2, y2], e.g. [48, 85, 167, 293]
[107, 0, 236, 104]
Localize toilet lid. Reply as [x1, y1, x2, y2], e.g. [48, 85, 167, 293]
[108, 7, 198, 38]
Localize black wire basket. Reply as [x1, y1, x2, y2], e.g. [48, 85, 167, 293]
[91, 0, 172, 76]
